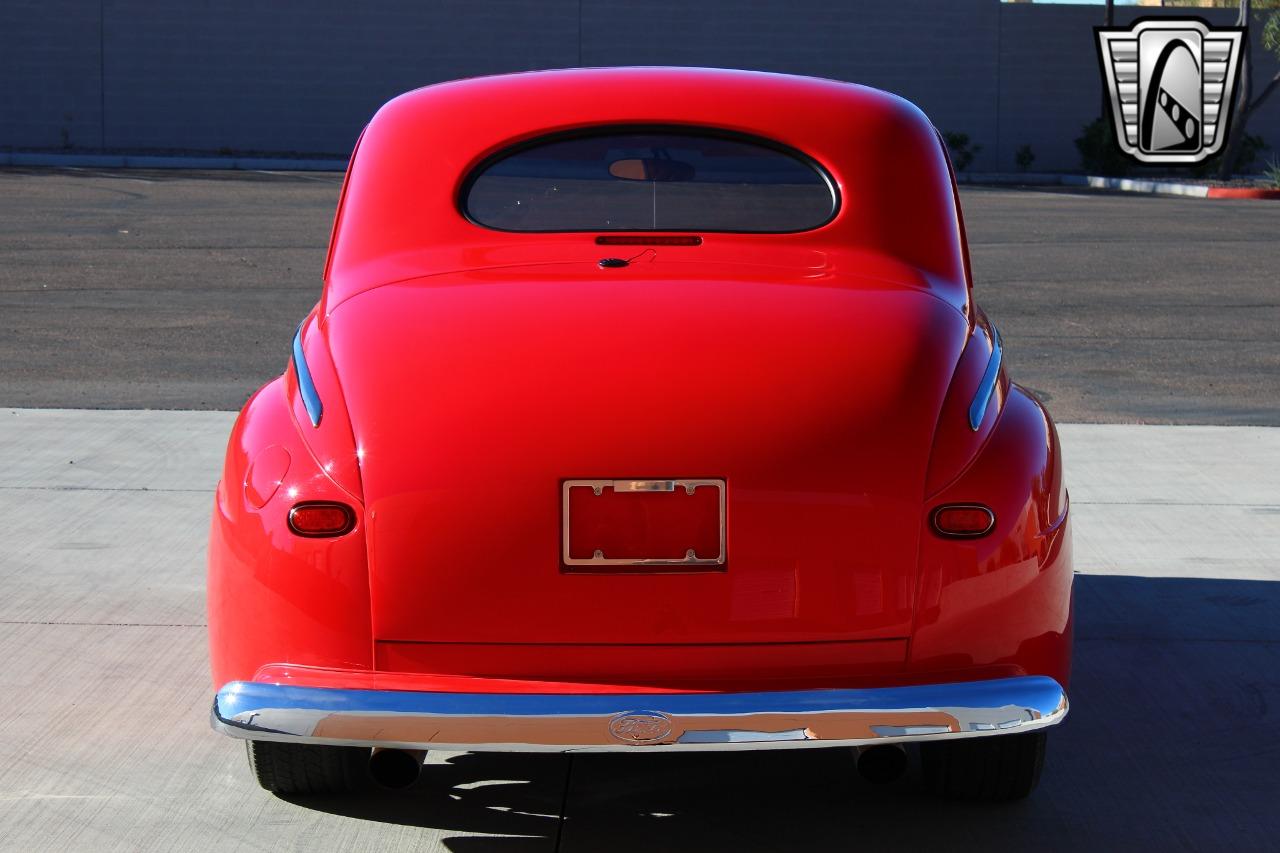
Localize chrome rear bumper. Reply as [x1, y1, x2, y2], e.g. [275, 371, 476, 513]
[211, 675, 1067, 753]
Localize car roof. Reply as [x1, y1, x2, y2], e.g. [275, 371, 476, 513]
[323, 67, 969, 312]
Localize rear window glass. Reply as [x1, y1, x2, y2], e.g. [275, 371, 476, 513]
[462, 129, 837, 233]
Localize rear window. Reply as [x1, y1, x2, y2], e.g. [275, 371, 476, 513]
[462, 128, 837, 233]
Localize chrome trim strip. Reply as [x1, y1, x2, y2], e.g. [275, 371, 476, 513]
[292, 326, 322, 427]
[562, 479, 726, 567]
[968, 325, 1003, 431]
[211, 675, 1066, 753]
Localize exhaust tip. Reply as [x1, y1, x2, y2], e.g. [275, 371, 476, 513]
[856, 744, 907, 785]
[368, 748, 426, 789]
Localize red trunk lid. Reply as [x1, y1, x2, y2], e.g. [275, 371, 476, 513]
[326, 261, 966, 646]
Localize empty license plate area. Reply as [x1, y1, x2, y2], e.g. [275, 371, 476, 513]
[562, 479, 725, 568]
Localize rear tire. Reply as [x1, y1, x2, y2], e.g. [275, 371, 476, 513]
[246, 740, 368, 794]
[920, 730, 1047, 801]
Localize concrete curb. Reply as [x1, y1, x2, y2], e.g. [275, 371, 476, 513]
[956, 171, 1279, 199]
[1204, 186, 1280, 199]
[0, 152, 347, 171]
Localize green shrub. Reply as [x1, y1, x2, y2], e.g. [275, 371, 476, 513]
[1014, 144, 1035, 172]
[1074, 118, 1130, 177]
[943, 131, 983, 171]
[1192, 134, 1269, 178]
[1264, 156, 1280, 189]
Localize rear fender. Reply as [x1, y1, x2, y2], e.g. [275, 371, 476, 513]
[911, 385, 1073, 687]
[924, 309, 1009, 496]
[284, 311, 363, 500]
[207, 376, 372, 688]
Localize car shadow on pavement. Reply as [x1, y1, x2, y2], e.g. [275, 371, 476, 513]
[289, 574, 1280, 852]
[282, 751, 569, 849]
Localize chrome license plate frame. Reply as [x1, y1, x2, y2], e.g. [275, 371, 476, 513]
[561, 479, 726, 567]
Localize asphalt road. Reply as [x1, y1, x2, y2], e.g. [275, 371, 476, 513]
[2, 410, 1276, 852]
[1, 168, 1278, 423]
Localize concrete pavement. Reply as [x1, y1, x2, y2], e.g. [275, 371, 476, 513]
[0, 408, 1276, 851]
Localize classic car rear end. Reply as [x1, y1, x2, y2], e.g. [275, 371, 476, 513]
[208, 68, 1072, 802]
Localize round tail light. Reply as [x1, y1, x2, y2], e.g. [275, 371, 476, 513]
[288, 502, 355, 537]
[931, 504, 996, 538]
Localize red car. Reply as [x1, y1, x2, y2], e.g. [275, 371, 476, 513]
[209, 68, 1072, 802]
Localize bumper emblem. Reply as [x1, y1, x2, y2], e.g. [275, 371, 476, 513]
[608, 711, 674, 744]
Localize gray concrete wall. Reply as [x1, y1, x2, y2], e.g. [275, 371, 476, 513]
[2, 1, 1278, 172]
[0, 0, 104, 151]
